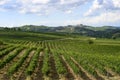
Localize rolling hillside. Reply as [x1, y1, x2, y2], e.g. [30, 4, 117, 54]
[0, 30, 120, 80]
[0, 24, 120, 39]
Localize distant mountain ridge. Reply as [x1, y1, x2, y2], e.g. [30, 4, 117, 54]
[0, 24, 120, 38]
[18, 24, 120, 32]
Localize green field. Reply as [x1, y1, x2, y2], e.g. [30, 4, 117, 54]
[0, 31, 120, 80]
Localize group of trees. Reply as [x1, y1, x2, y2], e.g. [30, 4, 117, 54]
[0, 41, 4, 45]
[112, 33, 120, 39]
[0, 26, 120, 39]
[0, 27, 21, 31]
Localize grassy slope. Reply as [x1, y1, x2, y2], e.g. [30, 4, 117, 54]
[0, 31, 66, 41]
[0, 30, 120, 78]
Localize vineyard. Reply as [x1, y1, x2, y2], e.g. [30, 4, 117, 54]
[0, 31, 120, 80]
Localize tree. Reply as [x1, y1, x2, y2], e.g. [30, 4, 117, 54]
[87, 39, 94, 44]
[112, 33, 120, 39]
[0, 41, 4, 45]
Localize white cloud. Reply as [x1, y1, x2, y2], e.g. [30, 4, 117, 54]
[85, 0, 120, 16]
[112, 0, 120, 8]
[65, 10, 72, 14]
[0, 0, 10, 5]
[60, 0, 82, 5]
[32, 0, 50, 4]
[0, 0, 9, 5]
[84, 0, 103, 16]
[0, 0, 90, 15]
[85, 11, 120, 24]
[0, 0, 119, 26]
[18, 0, 50, 4]
[64, 11, 120, 26]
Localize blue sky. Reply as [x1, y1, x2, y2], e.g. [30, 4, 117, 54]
[0, 0, 120, 27]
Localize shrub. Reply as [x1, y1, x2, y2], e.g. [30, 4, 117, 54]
[87, 39, 94, 44]
[0, 41, 4, 45]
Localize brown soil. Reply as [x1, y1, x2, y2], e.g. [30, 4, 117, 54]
[12, 50, 35, 80]
[70, 57, 96, 80]
[0, 49, 26, 80]
[48, 52, 59, 80]
[95, 69, 106, 80]
[59, 74, 68, 80]
[0, 47, 16, 60]
[59, 55, 77, 80]
[104, 67, 117, 77]
[32, 51, 44, 80]
[88, 64, 105, 80]
[0, 45, 8, 51]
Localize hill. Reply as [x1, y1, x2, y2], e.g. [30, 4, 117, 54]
[0, 28, 120, 80]
[0, 24, 120, 39]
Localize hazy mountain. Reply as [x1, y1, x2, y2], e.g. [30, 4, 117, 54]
[0, 24, 120, 38]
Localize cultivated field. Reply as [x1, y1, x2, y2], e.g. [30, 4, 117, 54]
[0, 31, 120, 80]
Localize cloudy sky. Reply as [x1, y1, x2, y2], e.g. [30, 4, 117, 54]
[0, 0, 120, 27]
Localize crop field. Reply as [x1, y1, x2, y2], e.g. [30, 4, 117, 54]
[0, 31, 120, 80]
